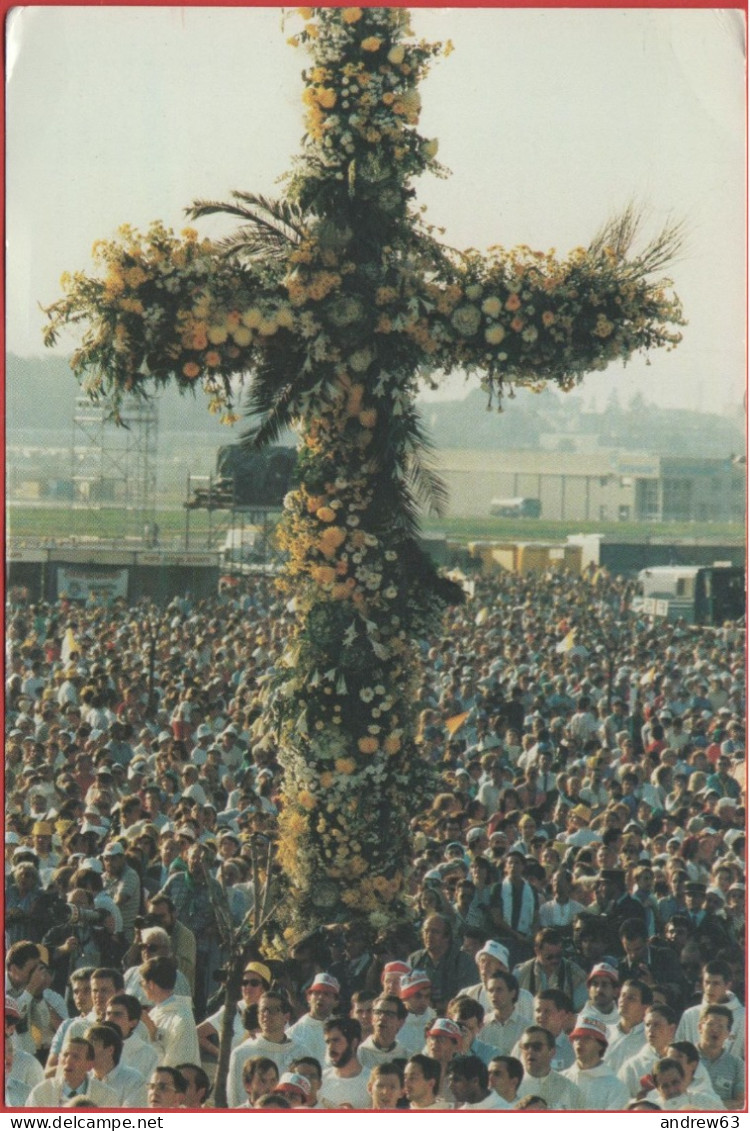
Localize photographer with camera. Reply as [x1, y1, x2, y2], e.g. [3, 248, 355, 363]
[42, 889, 109, 992]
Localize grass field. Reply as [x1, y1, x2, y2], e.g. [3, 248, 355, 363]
[6, 502, 744, 548]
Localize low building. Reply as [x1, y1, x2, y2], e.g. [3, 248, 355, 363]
[437, 449, 746, 523]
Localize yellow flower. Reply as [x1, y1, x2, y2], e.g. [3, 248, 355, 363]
[387, 45, 405, 65]
[125, 266, 148, 288]
[208, 324, 228, 345]
[358, 409, 377, 429]
[482, 296, 502, 318]
[384, 733, 402, 755]
[542, 311, 556, 327]
[314, 565, 337, 586]
[316, 505, 337, 523]
[361, 36, 382, 52]
[316, 87, 337, 109]
[342, 7, 362, 22]
[335, 757, 357, 775]
[298, 790, 317, 811]
[231, 326, 253, 347]
[297, 7, 314, 18]
[319, 772, 334, 789]
[485, 325, 506, 345]
[358, 737, 379, 755]
[241, 308, 263, 329]
[319, 527, 347, 558]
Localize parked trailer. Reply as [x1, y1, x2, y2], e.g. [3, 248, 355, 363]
[632, 564, 745, 625]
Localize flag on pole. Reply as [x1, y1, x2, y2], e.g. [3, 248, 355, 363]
[555, 627, 577, 654]
[445, 711, 470, 737]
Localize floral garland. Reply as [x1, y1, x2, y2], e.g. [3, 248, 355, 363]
[43, 6, 685, 938]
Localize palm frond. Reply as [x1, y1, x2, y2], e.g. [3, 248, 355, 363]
[405, 452, 449, 518]
[210, 227, 293, 261]
[398, 406, 449, 519]
[238, 349, 304, 449]
[186, 191, 306, 245]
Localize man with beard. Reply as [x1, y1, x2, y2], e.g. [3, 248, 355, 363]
[319, 1018, 371, 1109]
[579, 962, 620, 1027]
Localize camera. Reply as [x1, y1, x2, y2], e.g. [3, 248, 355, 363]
[65, 904, 108, 928]
[133, 913, 161, 931]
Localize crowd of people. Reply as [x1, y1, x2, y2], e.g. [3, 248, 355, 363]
[4, 564, 746, 1110]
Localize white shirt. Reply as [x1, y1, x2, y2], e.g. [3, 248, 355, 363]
[399, 1008, 436, 1056]
[203, 1002, 246, 1049]
[286, 1011, 328, 1065]
[120, 1032, 159, 1082]
[320, 1065, 372, 1110]
[94, 1062, 148, 1108]
[480, 1005, 528, 1055]
[8, 1048, 43, 1091]
[227, 1034, 312, 1108]
[562, 1060, 631, 1110]
[357, 1036, 410, 1069]
[647, 1087, 726, 1111]
[27, 1076, 119, 1108]
[149, 994, 200, 1067]
[459, 1090, 511, 1109]
[677, 995, 746, 1060]
[515, 1069, 583, 1110]
[604, 1021, 647, 1073]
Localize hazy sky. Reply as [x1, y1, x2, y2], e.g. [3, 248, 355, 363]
[7, 6, 746, 412]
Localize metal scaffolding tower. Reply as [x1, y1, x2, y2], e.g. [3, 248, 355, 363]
[71, 395, 159, 539]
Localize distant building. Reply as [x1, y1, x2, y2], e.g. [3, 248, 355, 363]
[438, 450, 746, 523]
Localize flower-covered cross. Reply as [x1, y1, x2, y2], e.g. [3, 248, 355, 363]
[44, 7, 684, 939]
